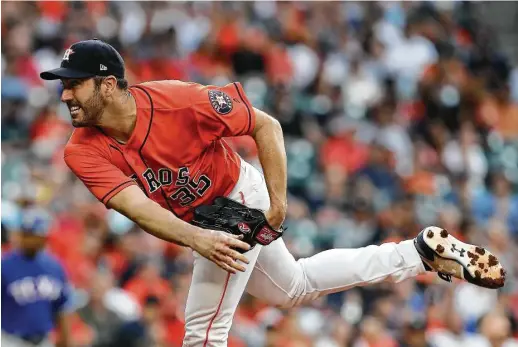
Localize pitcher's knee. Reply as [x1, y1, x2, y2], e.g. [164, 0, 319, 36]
[182, 322, 204, 347]
[275, 259, 321, 309]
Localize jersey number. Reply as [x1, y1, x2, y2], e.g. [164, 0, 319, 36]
[170, 167, 211, 206]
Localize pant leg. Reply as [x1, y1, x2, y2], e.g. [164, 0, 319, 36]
[229, 160, 426, 308]
[1, 332, 54, 347]
[1, 333, 25, 347]
[182, 246, 262, 346]
[246, 236, 426, 308]
[183, 161, 270, 347]
[183, 157, 426, 345]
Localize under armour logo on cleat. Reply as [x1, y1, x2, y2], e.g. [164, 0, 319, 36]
[451, 244, 466, 257]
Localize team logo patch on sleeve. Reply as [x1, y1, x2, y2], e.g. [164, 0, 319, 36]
[208, 90, 233, 115]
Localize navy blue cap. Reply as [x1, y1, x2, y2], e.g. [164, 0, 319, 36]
[20, 208, 52, 236]
[40, 39, 125, 80]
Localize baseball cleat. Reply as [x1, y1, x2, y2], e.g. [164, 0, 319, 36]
[414, 226, 506, 289]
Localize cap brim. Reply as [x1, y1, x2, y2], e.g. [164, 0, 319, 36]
[40, 67, 95, 80]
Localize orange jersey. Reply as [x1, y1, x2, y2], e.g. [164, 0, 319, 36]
[64, 80, 256, 221]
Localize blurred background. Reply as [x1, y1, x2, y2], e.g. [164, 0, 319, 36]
[2, 1, 518, 346]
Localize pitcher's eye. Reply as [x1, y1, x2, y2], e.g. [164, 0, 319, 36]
[61, 79, 83, 89]
[69, 79, 81, 88]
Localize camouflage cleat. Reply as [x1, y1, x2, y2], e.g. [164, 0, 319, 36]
[414, 226, 506, 289]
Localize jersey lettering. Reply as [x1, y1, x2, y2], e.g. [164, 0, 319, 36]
[142, 168, 161, 193]
[139, 166, 213, 206]
[8, 276, 63, 304]
[158, 168, 173, 186]
[176, 167, 189, 186]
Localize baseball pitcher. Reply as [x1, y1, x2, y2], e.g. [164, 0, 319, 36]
[40, 39, 506, 347]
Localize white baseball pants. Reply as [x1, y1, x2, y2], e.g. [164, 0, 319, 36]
[183, 160, 426, 346]
[1, 332, 54, 347]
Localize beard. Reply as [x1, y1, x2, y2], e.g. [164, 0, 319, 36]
[68, 87, 106, 128]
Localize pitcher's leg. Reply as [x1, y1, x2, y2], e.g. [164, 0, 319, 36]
[182, 159, 271, 347]
[183, 245, 262, 347]
[245, 238, 425, 308]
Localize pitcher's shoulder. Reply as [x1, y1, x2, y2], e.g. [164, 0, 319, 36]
[64, 127, 106, 154]
[131, 80, 207, 109]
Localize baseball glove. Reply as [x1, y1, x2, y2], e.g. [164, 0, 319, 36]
[191, 196, 284, 252]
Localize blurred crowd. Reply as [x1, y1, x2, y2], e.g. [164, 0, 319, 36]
[2, 1, 518, 347]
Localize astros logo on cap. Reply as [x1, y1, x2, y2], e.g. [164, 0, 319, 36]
[63, 48, 74, 61]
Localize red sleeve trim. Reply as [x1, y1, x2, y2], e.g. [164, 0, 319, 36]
[232, 82, 253, 135]
[101, 180, 136, 205]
